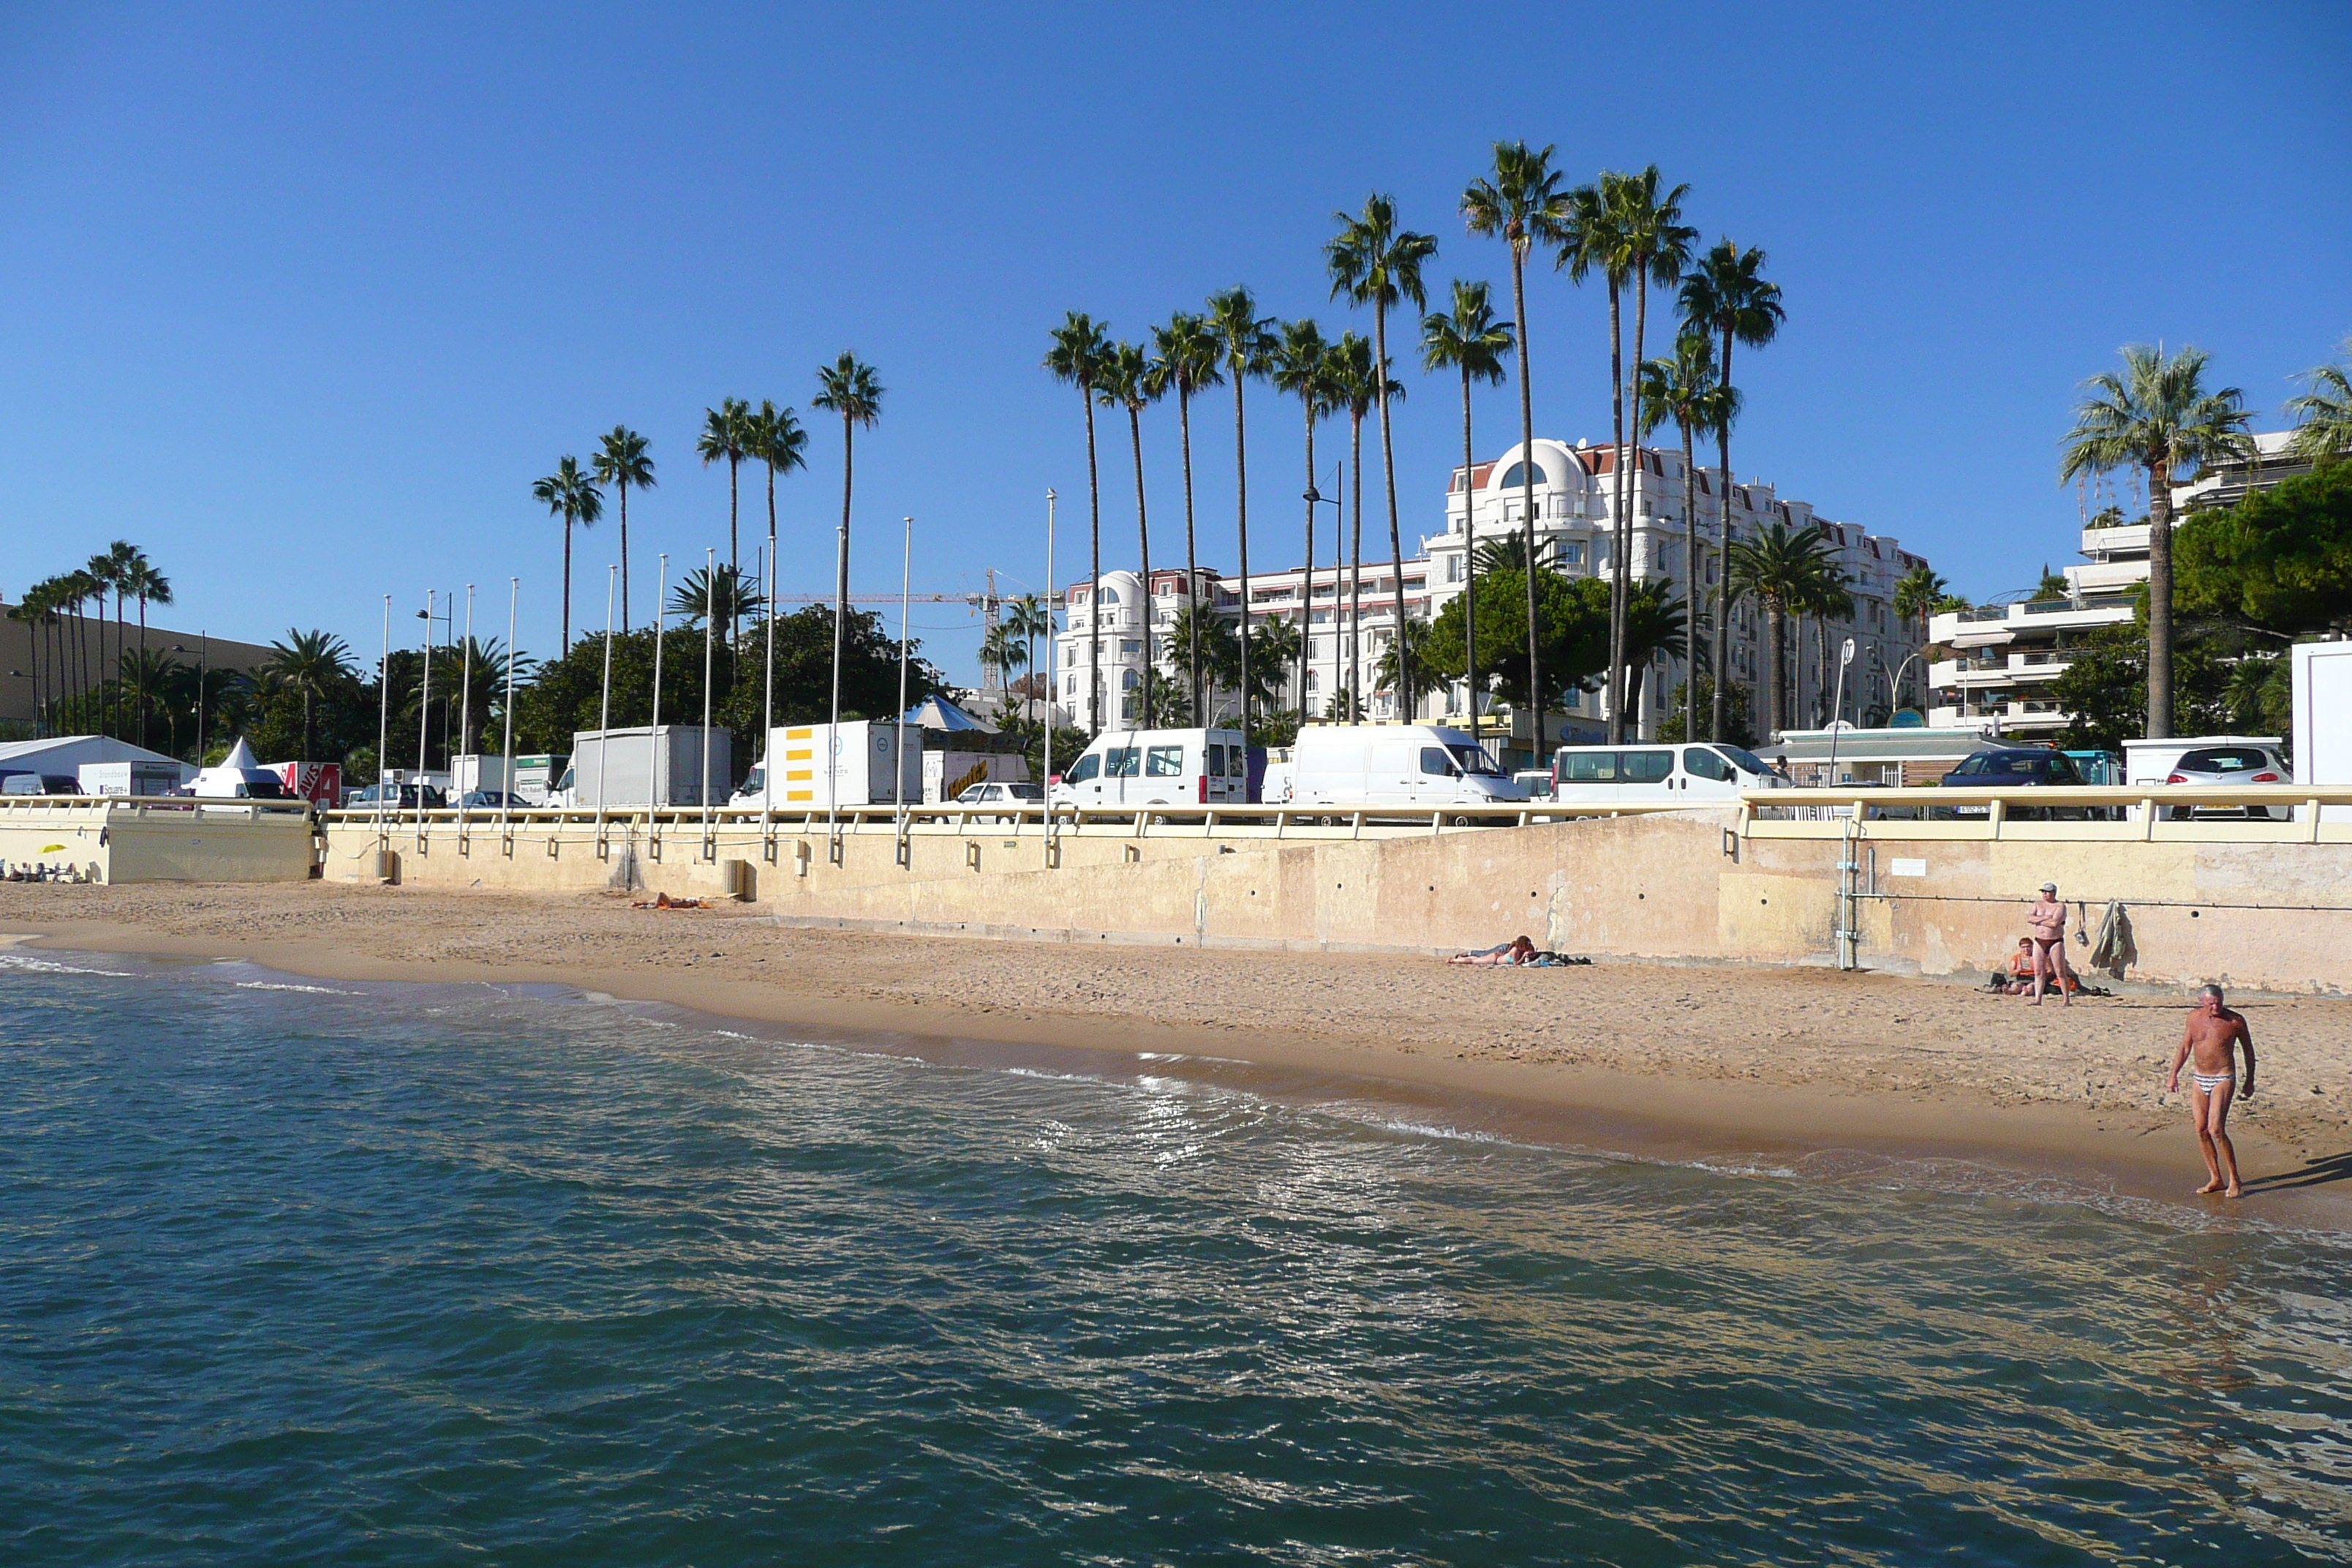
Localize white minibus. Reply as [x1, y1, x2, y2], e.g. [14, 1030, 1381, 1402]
[1049, 727, 1251, 806]
[1286, 724, 1526, 807]
[1550, 742, 1789, 805]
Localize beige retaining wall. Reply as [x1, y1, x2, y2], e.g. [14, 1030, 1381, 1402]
[322, 811, 2352, 995]
[2, 803, 320, 884]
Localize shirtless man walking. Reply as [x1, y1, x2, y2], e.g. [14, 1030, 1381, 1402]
[2166, 984, 2257, 1198]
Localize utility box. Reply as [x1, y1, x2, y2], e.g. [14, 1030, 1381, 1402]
[736, 722, 919, 807]
[2293, 641, 2352, 823]
[568, 727, 731, 809]
[78, 760, 191, 797]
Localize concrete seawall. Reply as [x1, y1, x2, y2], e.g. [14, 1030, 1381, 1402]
[324, 810, 2352, 995]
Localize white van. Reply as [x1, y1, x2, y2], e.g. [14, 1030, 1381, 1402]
[1550, 742, 1788, 805]
[1051, 727, 1250, 807]
[1286, 724, 1526, 807]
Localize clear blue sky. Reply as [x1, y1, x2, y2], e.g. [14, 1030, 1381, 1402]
[5, 2, 2347, 686]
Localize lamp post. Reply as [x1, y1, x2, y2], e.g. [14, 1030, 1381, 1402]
[1885, 649, 1925, 722]
[1825, 637, 1857, 784]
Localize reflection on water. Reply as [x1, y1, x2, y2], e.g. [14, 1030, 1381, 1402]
[2, 950, 2349, 1567]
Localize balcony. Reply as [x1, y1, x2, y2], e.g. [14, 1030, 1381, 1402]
[2081, 521, 2151, 557]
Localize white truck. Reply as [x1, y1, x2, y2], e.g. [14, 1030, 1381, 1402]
[558, 726, 732, 809]
[1049, 727, 1250, 807]
[2294, 640, 2352, 823]
[1285, 724, 1525, 807]
[733, 721, 919, 808]
[77, 759, 192, 797]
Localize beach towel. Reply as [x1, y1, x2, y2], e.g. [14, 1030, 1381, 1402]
[2088, 901, 2136, 979]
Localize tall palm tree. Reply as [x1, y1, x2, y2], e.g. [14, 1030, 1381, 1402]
[1098, 340, 1165, 726]
[123, 554, 173, 748]
[1043, 313, 1113, 730]
[1271, 318, 1335, 720]
[1607, 167, 1696, 739]
[1002, 594, 1054, 722]
[813, 351, 884, 741]
[1149, 312, 1224, 723]
[1420, 280, 1515, 748]
[1464, 141, 1573, 760]
[1555, 179, 1633, 742]
[748, 401, 809, 585]
[1679, 239, 1784, 743]
[1802, 564, 1856, 727]
[1637, 333, 1735, 745]
[532, 456, 604, 656]
[2284, 336, 2352, 464]
[1327, 195, 1438, 717]
[9, 587, 52, 736]
[592, 427, 655, 632]
[696, 397, 754, 639]
[1728, 521, 1833, 739]
[264, 628, 355, 764]
[1324, 333, 1398, 722]
[2059, 344, 2254, 739]
[1892, 564, 1949, 708]
[1205, 287, 1278, 742]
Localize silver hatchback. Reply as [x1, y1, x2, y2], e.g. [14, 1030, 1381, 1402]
[2166, 744, 2290, 819]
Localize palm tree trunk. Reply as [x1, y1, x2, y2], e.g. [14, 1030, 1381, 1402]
[1681, 420, 1697, 742]
[1509, 244, 1542, 764]
[832, 421, 853, 742]
[619, 482, 632, 633]
[1232, 372, 1251, 744]
[1766, 600, 1787, 737]
[2145, 455, 2174, 739]
[1179, 385, 1203, 725]
[1349, 411, 1365, 722]
[728, 456, 740, 648]
[113, 589, 126, 742]
[1606, 278, 1627, 745]
[1625, 271, 1651, 741]
[1375, 301, 1409, 718]
[1299, 405, 1316, 722]
[1460, 363, 1480, 747]
[1083, 385, 1101, 731]
[1129, 403, 1152, 728]
[137, 595, 149, 748]
[562, 516, 574, 657]
[1710, 331, 1736, 744]
[766, 461, 779, 727]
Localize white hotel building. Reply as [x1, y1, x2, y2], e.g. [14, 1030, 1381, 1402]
[1057, 439, 1931, 764]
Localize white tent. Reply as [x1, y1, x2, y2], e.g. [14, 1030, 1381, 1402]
[0, 734, 182, 774]
[190, 737, 287, 799]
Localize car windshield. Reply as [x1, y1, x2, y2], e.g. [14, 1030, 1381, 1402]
[2179, 748, 2271, 772]
[1446, 744, 1504, 777]
[1007, 784, 1043, 799]
[1714, 746, 1772, 777]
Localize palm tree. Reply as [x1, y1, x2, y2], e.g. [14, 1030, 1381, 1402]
[1421, 281, 1515, 747]
[1149, 312, 1224, 724]
[813, 351, 885, 742]
[2059, 344, 2254, 739]
[696, 397, 754, 639]
[592, 427, 655, 632]
[1679, 239, 1784, 743]
[1608, 168, 1695, 739]
[1555, 179, 1633, 741]
[1893, 565, 1947, 644]
[748, 400, 809, 577]
[1327, 195, 1438, 717]
[668, 564, 758, 628]
[1098, 340, 1165, 726]
[1728, 521, 1833, 739]
[122, 554, 173, 748]
[1324, 333, 1399, 721]
[532, 456, 604, 656]
[1205, 287, 1278, 741]
[1464, 140, 1573, 759]
[1271, 318, 1335, 720]
[264, 628, 355, 764]
[1165, 603, 1240, 710]
[1004, 594, 1055, 723]
[2284, 336, 2352, 464]
[1637, 332, 1735, 745]
[9, 588, 52, 736]
[1043, 313, 1113, 729]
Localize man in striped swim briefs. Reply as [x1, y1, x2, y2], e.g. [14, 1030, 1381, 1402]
[2166, 984, 2258, 1198]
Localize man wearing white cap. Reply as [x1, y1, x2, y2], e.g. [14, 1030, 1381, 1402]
[2025, 881, 2074, 1007]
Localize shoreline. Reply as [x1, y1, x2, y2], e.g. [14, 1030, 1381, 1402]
[7, 882, 2351, 1232]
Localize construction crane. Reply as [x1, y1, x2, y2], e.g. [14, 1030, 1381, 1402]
[769, 570, 1011, 692]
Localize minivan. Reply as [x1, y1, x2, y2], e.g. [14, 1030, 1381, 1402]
[1286, 724, 1525, 807]
[1550, 742, 1787, 805]
[1050, 727, 1251, 807]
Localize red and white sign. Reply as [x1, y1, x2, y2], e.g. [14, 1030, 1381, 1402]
[271, 761, 342, 804]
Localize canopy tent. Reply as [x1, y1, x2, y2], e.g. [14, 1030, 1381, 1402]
[902, 695, 997, 734]
[190, 737, 287, 799]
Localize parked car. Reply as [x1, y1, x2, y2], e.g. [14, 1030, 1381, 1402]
[1550, 743, 1787, 806]
[0, 772, 81, 796]
[459, 789, 524, 810]
[1513, 769, 1556, 802]
[1936, 747, 2101, 819]
[956, 780, 1044, 821]
[345, 782, 448, 810]
[2164, 743, 2291, 820]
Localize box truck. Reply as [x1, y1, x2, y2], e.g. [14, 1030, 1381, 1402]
[922, 748, 1030, 804]
[559, 726, 732, 808]
[77, 760, 192, 797]
[733, 721, 919, 807]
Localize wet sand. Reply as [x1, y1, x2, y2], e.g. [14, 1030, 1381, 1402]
[7, 881, 2350, 1227]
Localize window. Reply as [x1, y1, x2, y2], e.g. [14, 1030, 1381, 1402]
[1623, 750, 1674, 783]
[1206, 743, 1226, 777]
[1498, 460, 1551, 489]
[1560, 542, 1583, 567]
[1447, 744, 1504, 776]
[1147, 745, 1183, 777]
[1121, 670, 1139, 690]
[1420, 746, 1455, 777]
[1305, 671, 1319, 691]
[1157, 579, 1175, 595]
[1561, 751, 1616, 782]
[1120, 639, 1142, 655]
[1106, 747, 1140, 777]
[1096, 586, 1120, 605]
[1066, 753, 1100, 783]
[1447, 555, 1463, 583]
[1684, 747, 1733, 783]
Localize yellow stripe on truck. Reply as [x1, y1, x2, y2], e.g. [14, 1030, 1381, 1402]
[786, 728, 813, 739]
[785, 769, 813, 781]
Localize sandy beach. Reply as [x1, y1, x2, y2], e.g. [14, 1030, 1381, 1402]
[7, 880, 2349, 1225]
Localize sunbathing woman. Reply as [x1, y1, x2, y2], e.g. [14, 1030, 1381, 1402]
[1450, 935, 1536, 966]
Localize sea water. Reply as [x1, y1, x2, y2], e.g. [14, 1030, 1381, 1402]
[3, 950, 2348, 1567]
